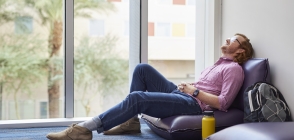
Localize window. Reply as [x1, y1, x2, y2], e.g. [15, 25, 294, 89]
[39, 102, 48, 119]
[155, 22, 171, 37]
[89, 19, 104, 36]
[1, 1, 64, 120]
[187, 23, 195, 37]
[172, 23, 185, 37]
[148, 22, 155, 36]
[157, 0, 172, 5]
[187, 0, 196, 5]
[124, 21, 129, 36]
[74, 0, 129, 117]
[0, 0, 214, 129]
[173, 0, 185, 5]
[148, 0, 195, 84]
[14, 16, 33, 34]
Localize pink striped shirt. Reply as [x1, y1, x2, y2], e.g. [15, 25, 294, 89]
[194, 57, 244, 112]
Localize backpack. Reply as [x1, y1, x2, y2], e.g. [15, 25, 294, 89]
[243, 82, 292, 123]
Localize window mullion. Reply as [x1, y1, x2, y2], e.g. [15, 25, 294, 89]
[64, 0, 74, 118]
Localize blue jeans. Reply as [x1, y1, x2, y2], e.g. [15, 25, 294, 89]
[97, 64, 202, 132]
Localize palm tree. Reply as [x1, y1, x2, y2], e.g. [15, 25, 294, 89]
[22, 0, 115, 118]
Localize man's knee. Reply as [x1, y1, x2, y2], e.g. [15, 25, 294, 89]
[128, 91, 145, 101]
[134, 63, 151, 72]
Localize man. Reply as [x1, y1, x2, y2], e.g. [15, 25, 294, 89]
[47, 33, 254, 140]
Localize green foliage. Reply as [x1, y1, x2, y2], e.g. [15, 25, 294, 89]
[0, 34, 47, 119]
[0, 34, 46, 96]
[22, 0, 63, 24]
[74, 0, 116, 18]
[74, 34, 128, 96]
[21, 0, 115, 25]
[0, 0, 19, 24]
[74, 34, 128, 116]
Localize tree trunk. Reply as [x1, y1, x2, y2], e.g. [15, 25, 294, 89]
[48, 76, 60, 118]
[48, 21, 63, 118]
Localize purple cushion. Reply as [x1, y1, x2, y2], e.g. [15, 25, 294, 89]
[231, 58, 271, 110]
[207, 122, 294, 140]
[142, 58, 271, 140]
[142, 109, 243, 140]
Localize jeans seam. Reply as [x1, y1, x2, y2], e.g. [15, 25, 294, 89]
[144, 76, 176, 93]
[102, 99, 199, 126]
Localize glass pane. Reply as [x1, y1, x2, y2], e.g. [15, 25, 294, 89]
[148, 0, 195, 84]
[0, 0, 64, 120]
[74, 0, 129, 117]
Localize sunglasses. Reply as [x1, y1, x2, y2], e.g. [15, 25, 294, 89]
[228, 37, 242, 46]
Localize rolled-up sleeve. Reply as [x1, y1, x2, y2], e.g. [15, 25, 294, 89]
[218, 64, 244, 111]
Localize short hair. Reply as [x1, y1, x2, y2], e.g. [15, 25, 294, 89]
[234, 33, 254, 65]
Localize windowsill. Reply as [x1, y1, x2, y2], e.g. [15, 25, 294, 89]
[0, 117, 92, 129]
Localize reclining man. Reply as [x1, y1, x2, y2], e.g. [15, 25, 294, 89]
[47, 33, 254, 140]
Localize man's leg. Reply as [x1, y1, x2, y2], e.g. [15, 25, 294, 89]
[103, 63, 179, 135]
[46, 91, 201, 139]
[98, 91, 201, 132]
[46, 64, 182, 139]
[130, 63, 177, 93]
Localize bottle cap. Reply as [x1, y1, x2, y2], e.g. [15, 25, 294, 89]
[203, 111, 214, 116]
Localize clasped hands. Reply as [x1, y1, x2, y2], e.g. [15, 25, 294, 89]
[177, 82, 196, 95]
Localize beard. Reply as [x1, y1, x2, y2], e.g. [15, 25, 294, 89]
[221, 45, 238, 55]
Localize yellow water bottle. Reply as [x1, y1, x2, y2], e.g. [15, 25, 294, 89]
[202, 111, 215, 140]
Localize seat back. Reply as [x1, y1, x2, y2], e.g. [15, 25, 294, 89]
[231, 58, 271, 111]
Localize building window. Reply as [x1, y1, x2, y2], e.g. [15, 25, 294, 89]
[124, 21, 129, 36]
[186, 23, 195, 37]
[157, 0, 172, 5]
[187, 0, 196, 5]
[40, 102, 48, 119]
[148, 22, 154, 36]
[89, 19, 104, 36]
[172, 23, 185, 37]
[173, 0, 185, 5]
[14, 16, 33, 34]
[155, 22, 171, 37]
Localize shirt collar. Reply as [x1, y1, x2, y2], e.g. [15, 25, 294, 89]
[220, 56, 233, 61]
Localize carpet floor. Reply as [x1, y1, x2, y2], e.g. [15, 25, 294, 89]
[0, 124, 165, 140]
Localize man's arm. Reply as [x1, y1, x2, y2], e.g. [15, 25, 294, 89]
[178, 64, 244, 111]
[178, 83, 220, 109]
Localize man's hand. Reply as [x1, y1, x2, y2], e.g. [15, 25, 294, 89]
[177, 82, 196, 95]
[178, 82, 221, 110]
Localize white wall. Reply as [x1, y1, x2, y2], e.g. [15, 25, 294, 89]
[222, 0, 294, 119]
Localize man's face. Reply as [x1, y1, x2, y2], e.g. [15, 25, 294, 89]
[221, 35, 245, 55]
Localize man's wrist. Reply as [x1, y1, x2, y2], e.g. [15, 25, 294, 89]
[192, 88, 200, 97]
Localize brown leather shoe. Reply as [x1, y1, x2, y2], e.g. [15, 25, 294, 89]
[103, 117, 141, 135]
[46, 124, 93, 140]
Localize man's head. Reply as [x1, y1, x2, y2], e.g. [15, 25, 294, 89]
[221, 33, 254, 64]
